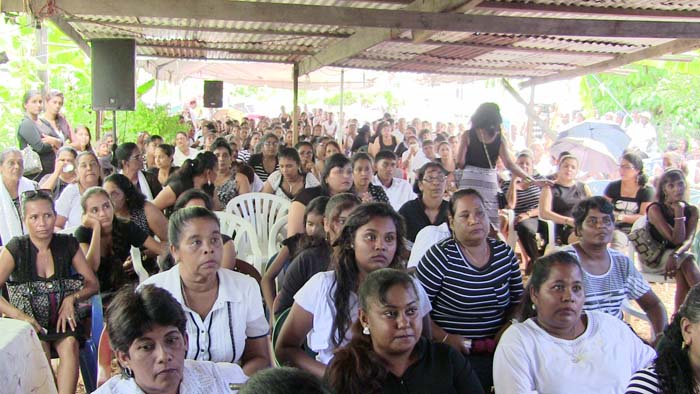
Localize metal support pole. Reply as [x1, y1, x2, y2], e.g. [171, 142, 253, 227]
[338, 69, 345, 143]
[292, 63, 299, 145]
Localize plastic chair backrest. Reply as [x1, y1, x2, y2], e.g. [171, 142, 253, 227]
[215, 211, 263, 271]
[78, 294, 104, 392]
[268, 215, 288, 257]
[226, 193, 290, 257]
[130, 246, 149, 283]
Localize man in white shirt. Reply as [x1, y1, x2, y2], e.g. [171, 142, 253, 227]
[626, 111, 658, 155]
[372, 150, 416, 211]
[323, 111, 338, 138]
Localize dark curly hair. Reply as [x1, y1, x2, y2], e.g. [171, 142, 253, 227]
[330, 202, 406, 347]
[326, 268, 417, 394]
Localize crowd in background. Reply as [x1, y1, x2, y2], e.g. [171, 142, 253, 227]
[1, 88, 700, 393]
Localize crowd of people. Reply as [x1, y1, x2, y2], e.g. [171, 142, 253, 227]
[1, 89, 700, 393]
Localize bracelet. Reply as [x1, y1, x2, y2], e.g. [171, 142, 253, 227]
[674, 217, 686, 221]
[441, 333, 449, 343]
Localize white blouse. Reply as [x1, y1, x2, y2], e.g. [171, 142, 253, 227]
[266, 170, 320, 200]
[141, 265, 269, 364]
[94, 359, 248, 394]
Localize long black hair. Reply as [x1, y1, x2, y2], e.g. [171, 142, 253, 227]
[326, 268, 417, 394]
[167, 151, 217, 191]
[330, 202, 406, 347]
[655, 285, 700, 394]
[621, 152, 648, 187]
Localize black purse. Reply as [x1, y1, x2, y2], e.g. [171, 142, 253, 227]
[6, 276, 83, 329]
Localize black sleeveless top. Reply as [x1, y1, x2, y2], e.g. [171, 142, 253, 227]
[463, 128, 501, 169]
[648, 202, 693, 248]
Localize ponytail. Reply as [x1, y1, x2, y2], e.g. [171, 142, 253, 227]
[325, 320, 386, 394]
[637, 170, 648, 187]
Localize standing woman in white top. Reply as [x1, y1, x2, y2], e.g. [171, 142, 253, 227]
[275, 202, 431, 377]
[493, 251, 655, 394]
[141, 207, 270, 376]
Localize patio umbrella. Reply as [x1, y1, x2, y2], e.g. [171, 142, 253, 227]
[550, 137, 620, 174]
[557, 121, 630, 159]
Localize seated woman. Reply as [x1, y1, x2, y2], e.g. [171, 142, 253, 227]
[55, 151, 102, 230]
[77, 187, 164, 296]
[644, 169, 700, 312]
[494, 251, 656, 394]
[398, 162, 450, 245]
[210, 137, 251, 208]
[39, 146, 77, 200]
[326, 268, 484, 394]
[273, 193, 361, 317]
[0, 190, 98, 394]
[248, 133, 279, 182]
[352, 153, 389, 204]
[604, 152, 654, 249]
[114, 142, 161, 201]
[565, 197, 667, 343]
[539, 155, 591, 246]
[141, 207, 270, 375]
[261, 195, 327, 314]
[416, 188, 524, 391]
[287, 153, 354, 236]
[238, 131, 261, 163]
[262, 147, 319, 201]
[104, 173, 168, 241]
[95, 284, 248, 393]
[166, 189, 238, 270]
[368, 121, 397, 157]
[152, 152, 218, 211]
[173, 131, 200, 167]
[275, 203, 431, 377]
[502, 149, 545, 264]
[0, 149, 37, 246]
[626, 284, 700, 394]
[147, 143, 179, 187]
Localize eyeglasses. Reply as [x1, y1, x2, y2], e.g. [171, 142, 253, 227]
[263, 141, 277, 147]
[422, 175, 446, 184]
[619, 164, 635, 170]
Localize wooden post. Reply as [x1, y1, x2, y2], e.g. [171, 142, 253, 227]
[35, 23, 49, 89]
[292, 63, 299, 145]
[338, 69, 345, 143]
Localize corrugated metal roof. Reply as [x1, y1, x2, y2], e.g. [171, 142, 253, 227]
[32, 0, 700, 83]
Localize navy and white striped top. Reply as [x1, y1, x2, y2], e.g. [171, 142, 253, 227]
[625, 366, 662, 394]
[501, 176, 543, 215]
[416, 237, 524, 338]
[564, 246, 651, 319]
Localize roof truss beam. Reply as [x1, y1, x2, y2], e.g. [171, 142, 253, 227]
[139, 43, 314, 56]
[64, 18, 353, 39]
[476, 1, 700, 20]
[521, 39, 700, 87]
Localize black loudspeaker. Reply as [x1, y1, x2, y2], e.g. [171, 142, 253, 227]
[203, 80, 223, 108]
[91, 39, 136, 111]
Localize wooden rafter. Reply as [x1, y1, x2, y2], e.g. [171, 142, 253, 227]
[476, 1, 700, 20]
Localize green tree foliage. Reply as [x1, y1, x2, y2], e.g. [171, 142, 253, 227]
[580, 61, 700, 148]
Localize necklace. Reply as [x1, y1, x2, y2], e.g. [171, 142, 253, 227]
[563, 340, 587, 364]
[460, 241, 489, 266]
[180, 279, 191, 308]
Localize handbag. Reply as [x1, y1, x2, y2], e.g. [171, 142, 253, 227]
[6, 276, 83, 330]
[479, 130, 507, 209]
[21, 146, 42, 176]
[628, 219, 666, 266]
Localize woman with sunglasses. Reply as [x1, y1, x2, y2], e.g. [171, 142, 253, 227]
[0, 190, 98, 394]
[0, 149, 38, 246]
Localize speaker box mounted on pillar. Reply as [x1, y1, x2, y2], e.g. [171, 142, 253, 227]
[203, 80, 224, 108]
[91, 39, 136, 111]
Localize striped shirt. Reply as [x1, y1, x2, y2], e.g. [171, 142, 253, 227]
[626, 366, 662, 394]
[248, 153, 278, 182]
[564, 246, 651, 319]
[416, 237, 524, 338]
[501, 176, 543, 215]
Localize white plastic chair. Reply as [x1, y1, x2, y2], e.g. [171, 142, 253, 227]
[267, 215, 288, 261]
[539, 218, 559, 255]
[130, 246, 149, 284]
[226, 193, 290, 260]
[215, 211, 264, 272]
